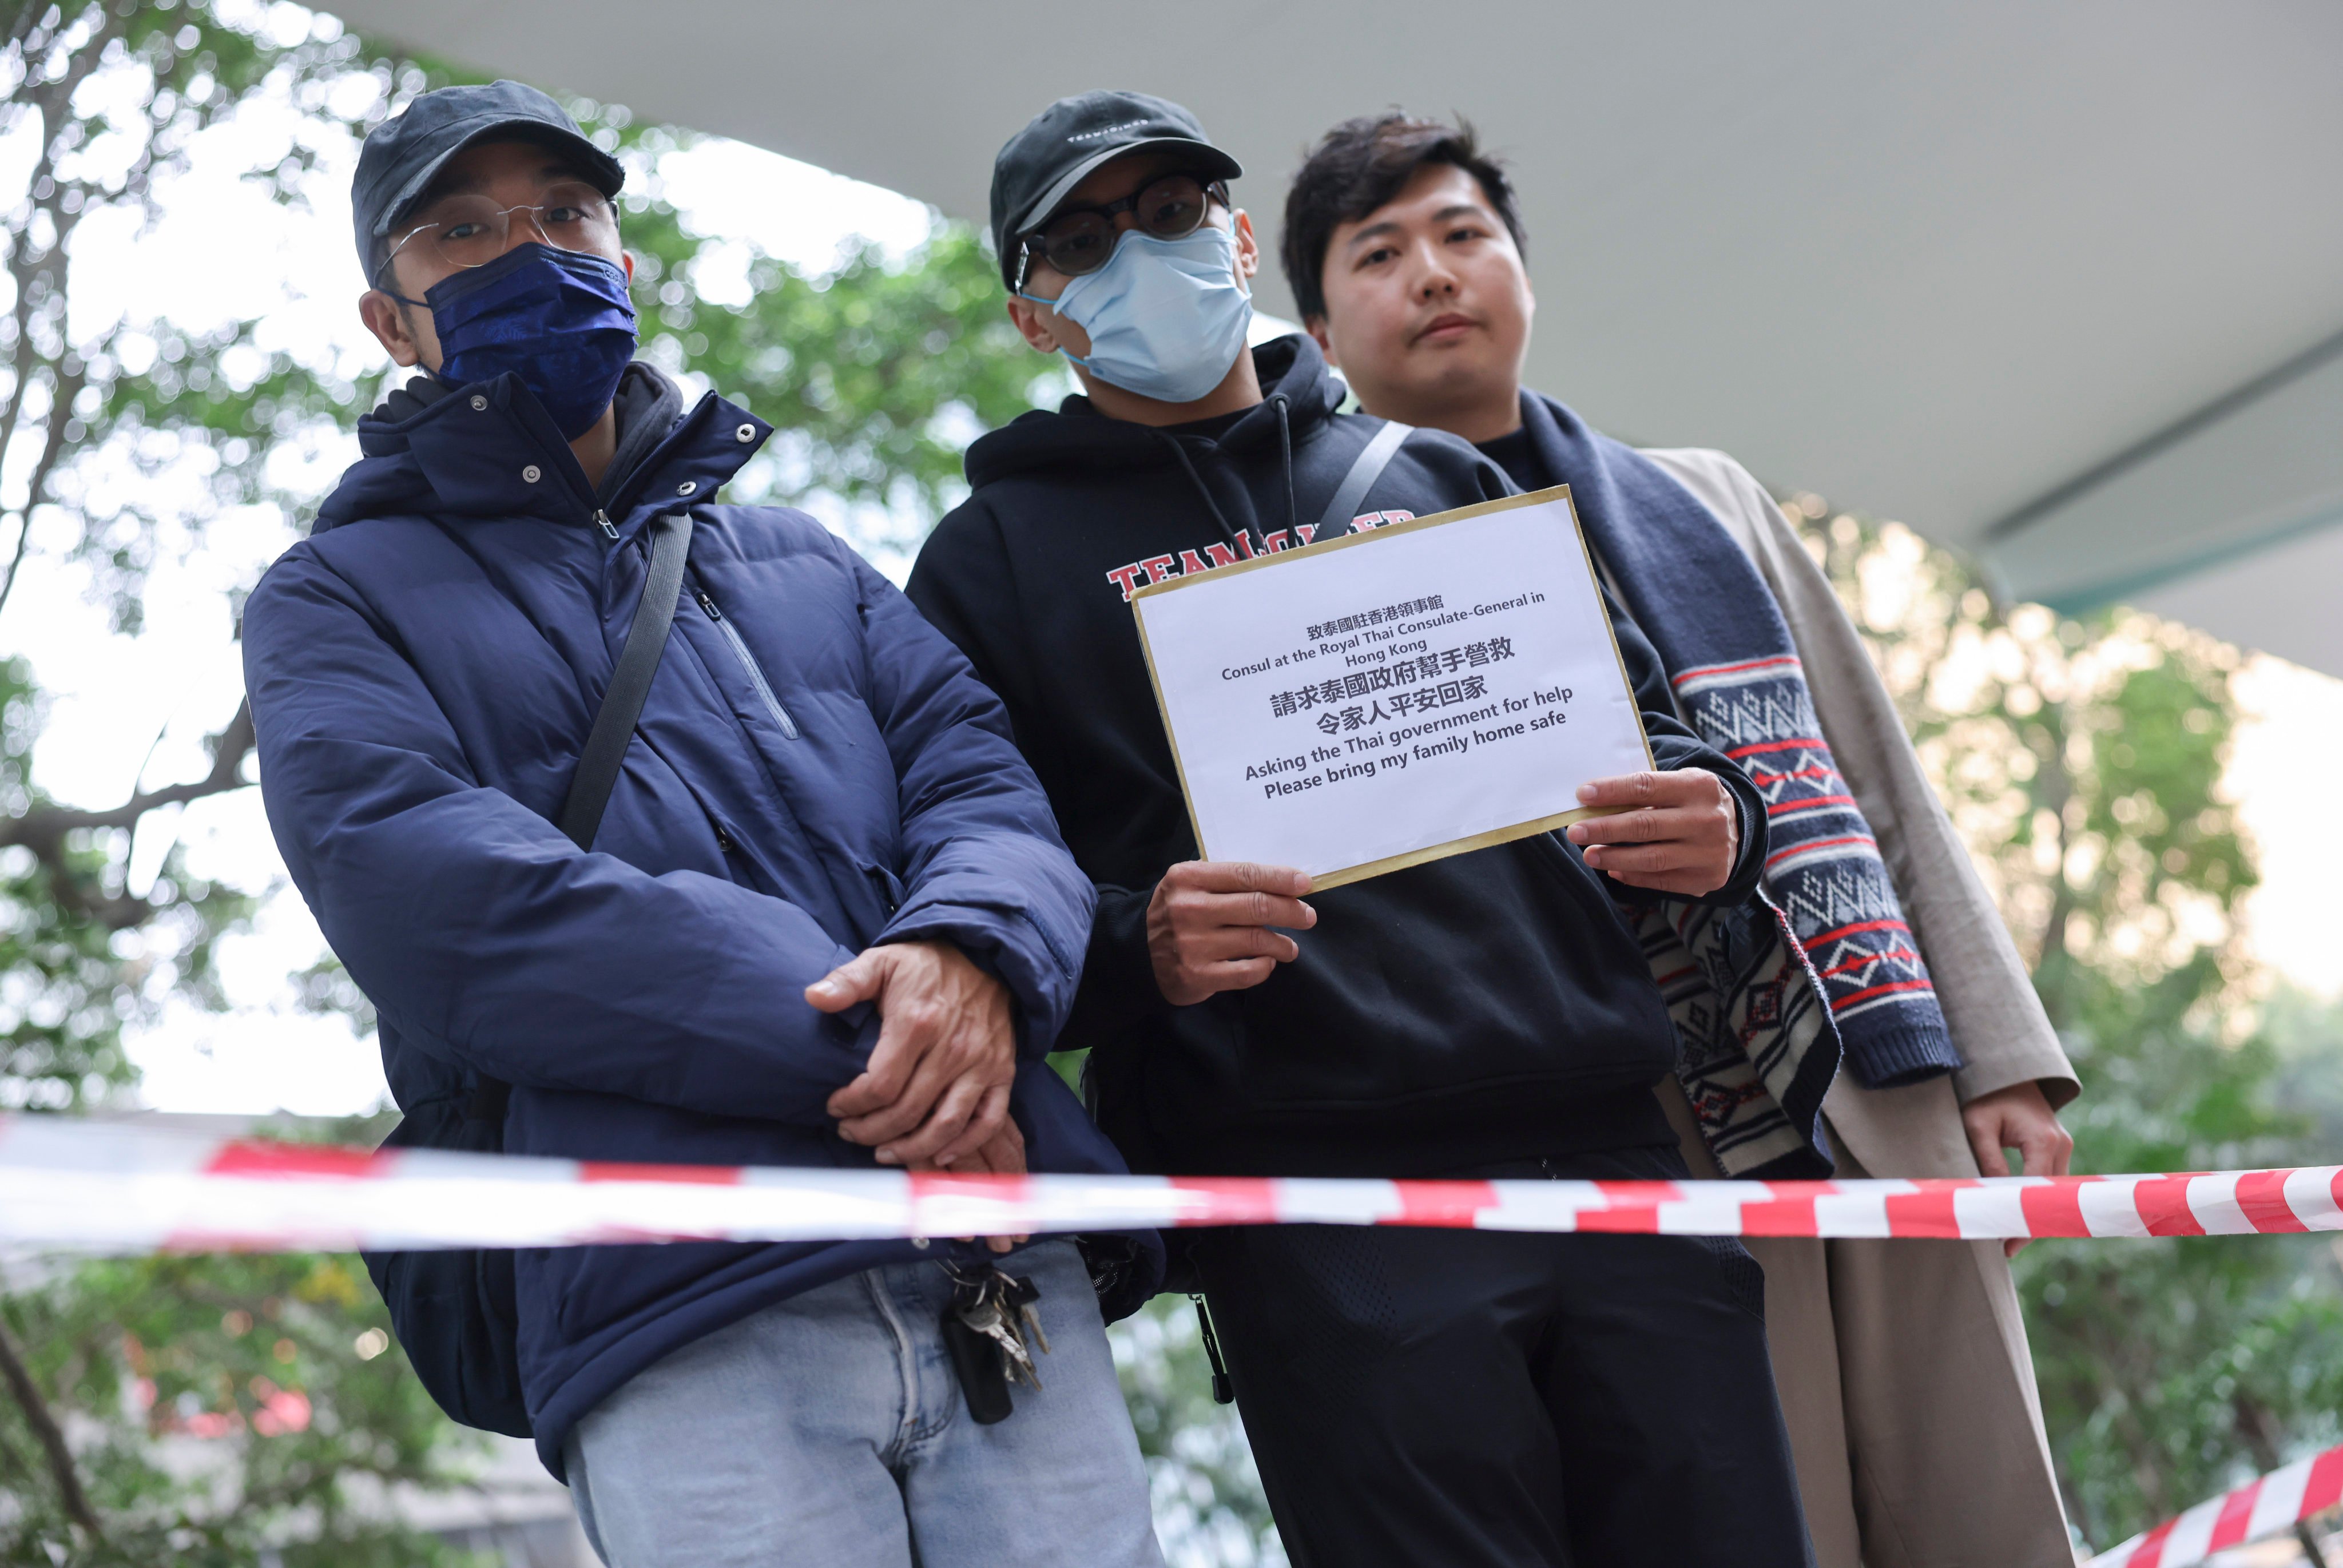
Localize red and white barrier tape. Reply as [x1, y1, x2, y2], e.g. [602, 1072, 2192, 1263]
[2088, 1443, 2343, 1568]
[5, 1116, 2342, 1253]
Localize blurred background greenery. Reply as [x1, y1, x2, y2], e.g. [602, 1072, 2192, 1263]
[2, 3, 2338, 1562]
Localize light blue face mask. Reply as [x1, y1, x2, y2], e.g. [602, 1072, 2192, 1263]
[1021, 224, 1253, 403]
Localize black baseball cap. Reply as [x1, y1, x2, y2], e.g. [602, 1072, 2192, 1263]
[351, 80, 625, 284]
[989, 90, 1243, 284]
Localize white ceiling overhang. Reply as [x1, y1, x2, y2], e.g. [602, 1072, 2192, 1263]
[322, 1, 2343, 673]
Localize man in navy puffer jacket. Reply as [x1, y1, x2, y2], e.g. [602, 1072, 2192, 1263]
[244, 81, 1164, 1568]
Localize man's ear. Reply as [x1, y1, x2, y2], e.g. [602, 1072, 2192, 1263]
[1004, 295, 1063, 355]
[1231, 209, 1259, 284]
[1306, 315, 1339, 367]
[359, 289, 424, 369]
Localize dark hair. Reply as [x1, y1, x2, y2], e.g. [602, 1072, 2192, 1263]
[1280, 113, 1526, 322]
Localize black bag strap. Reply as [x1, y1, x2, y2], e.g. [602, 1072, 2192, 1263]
[557, 510, 693, 849]
[468, 510, 692, 1125]
[1312, 418, 1414, 539]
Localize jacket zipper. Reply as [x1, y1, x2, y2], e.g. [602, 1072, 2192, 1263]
[594, 508, 619, 540]
[695, 588, 800, 740]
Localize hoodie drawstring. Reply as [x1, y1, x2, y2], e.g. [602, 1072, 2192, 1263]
[1150, 391, 1301, 561]
[1270, 393, 1297, 541]
[1154, 430, 1258, 558]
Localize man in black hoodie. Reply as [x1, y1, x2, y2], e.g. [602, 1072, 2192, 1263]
[908, 91, 1815, 1568]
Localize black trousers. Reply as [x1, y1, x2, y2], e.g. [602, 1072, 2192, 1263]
[1192, 1145, 1816, 1568]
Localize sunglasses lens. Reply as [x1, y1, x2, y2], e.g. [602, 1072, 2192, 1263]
[1135, 176, 1208, 240]
[1029, 176, 1216, 279]
[1041, 212, 1115, 276]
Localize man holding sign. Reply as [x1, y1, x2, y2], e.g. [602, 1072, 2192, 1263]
[908, 91, 1816, 1567]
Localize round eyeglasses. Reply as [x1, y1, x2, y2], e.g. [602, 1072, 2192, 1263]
[379, 181, 621, 283]
[1015, 174, 1228, 289]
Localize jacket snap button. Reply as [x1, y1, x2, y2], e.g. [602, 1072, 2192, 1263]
[676, 480, 697, 496]
[469, 394, 487, 411]
[521, 465, 542, 484]
[734, 423, 755, 442]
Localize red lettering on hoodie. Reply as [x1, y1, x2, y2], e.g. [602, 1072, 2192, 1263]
[1104, 533, 1280, 603]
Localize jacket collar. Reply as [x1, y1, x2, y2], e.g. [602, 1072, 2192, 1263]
[315, 363, 771, 535]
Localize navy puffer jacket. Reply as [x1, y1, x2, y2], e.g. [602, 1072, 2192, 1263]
[244, 364, 1157, 1474]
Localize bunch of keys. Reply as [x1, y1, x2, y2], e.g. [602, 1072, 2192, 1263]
[940, 1263, 1050, 1424]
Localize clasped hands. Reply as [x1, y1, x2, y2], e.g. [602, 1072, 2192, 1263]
[1149, 767, 1741, 1005]
[807, 940, 1027, 1252]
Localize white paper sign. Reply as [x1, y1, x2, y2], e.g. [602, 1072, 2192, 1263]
[1131, 487, 1654, 888]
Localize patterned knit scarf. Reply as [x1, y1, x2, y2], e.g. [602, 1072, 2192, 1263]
[1512, 392, 1961, 1172]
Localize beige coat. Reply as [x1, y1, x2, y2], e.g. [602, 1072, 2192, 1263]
[1641, 447, 2082, 1567]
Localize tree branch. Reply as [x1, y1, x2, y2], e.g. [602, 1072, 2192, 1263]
[0, 357, 82, 624]
[0, 5, 119, 630]
[0, 698, 255, 928]
[2032, 697, 2078, 991]
[11, 697, 253, 841]
[0, 1312, 104, 1541]
[0, 211, 50, 537]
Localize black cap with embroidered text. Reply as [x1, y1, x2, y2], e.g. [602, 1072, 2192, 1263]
[351, 80, 625, 284]
[989, 90, 1242, 284]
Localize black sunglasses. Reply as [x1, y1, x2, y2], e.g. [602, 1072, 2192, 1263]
[1016, 173, 1230, 288]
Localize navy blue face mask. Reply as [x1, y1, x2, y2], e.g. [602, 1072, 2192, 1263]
[414, 243, 638, 439]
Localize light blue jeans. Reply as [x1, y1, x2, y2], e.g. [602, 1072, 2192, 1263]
[564, 1241, 1163, 1568]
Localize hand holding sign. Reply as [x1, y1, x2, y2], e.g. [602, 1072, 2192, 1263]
[1146, 861, 1317, 1005]
[1151, 765, 1740, 1009]
[1567, 768, 1742, 896]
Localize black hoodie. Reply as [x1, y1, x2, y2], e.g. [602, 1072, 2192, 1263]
[908, 338, 1764, 1177]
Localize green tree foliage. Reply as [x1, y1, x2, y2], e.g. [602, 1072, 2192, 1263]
[603, 124, 1058, 555]
[2, 0, 425, 630]
[1114, 1300, 1283, 1567]
[0, 1, 472, 1113]
[0, 654, 251, 1112]
[0, 7, 496, 1557]
[0, 1247, 485, 1566]
[1793, 500, 2342, 1554]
